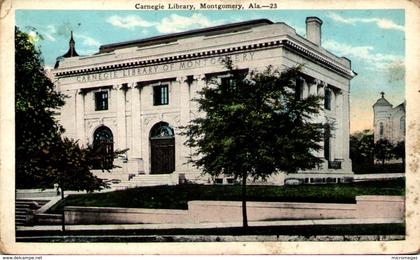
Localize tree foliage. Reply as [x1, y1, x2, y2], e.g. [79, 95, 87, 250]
[350, 129, 374, 165]
[36, 138, 110, 195]
[350, 130, 405, 172]
[392, 141, 405, 165]
[374, 138, 395, 166]
[15, 27, 123, 193]
[15, 27, 65, 188]
[183, 60, 324, 227]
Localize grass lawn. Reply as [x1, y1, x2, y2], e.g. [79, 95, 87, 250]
[48, 178, 404, 213]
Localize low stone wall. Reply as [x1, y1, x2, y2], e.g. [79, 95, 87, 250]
[65, 206, 189, 224]
[63, 195, 404, 225]
[188, 201, 356, 223]
[356, 196, 404, 219]
[35, 213, 62, 225]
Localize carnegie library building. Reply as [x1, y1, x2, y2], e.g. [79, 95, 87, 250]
[52, 17, 356, 187]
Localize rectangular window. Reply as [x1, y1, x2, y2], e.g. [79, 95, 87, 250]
[95, 91, 108, 111]
[221, 77, 231, 87]
[324, 89, 331, 110]
[153, 85, 169, 105]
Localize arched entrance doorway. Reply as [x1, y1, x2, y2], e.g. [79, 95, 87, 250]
[92, 125, 114, 169]
[149, 122, 175, 174]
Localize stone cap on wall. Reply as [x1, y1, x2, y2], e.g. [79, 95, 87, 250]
[356, 196, 404, 202]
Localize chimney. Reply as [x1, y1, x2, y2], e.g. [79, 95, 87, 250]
[306, 17, 323, 46]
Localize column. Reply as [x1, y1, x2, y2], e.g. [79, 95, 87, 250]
[136, 82, 151, 175]
[329, 89, 336, 161]
[131, 83, 142, 158]
[179, 76, 191, 172]
[302, 79, 309, 99]
[315, 80, 326, 160]
[342, 90, 352, 172]
[309, 80, 318, 96]
[188, 75, 205, 175]
[180, 76, 192, 126]
[334, 90, 344, 160]
[191, 74, 205, 118]
[115, 84, 127, 150]
[75, 89, 86, 145]
[307, 79, 319, 125]
[317, 80, 326, 124]
[330, 88, 336, 114]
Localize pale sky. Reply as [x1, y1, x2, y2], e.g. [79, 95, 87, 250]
[16, 9, 405, 133]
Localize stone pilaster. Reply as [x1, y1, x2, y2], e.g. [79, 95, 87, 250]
[329, 89, 336, 162]
[314, 79, 326, 160]
[188, 75, 205, 173]
[75, 89, 86, 144]
[131, 83, 142, 158]
[191, 74, 205, 118]
[309, 80, 318, 96]
[334, 90, 344, 160]
[331, 88, 336, 114]
[178, 76, 192, 172]
[317, 80, 327, 125]
[179, 76, 193, 126]
[115, 84, 127, 151]
[342, 90, 352, 172]
[302, 79, 309, 99]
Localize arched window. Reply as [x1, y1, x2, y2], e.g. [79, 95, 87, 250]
[380, 122, 384, 136]
[149, 122, 174, 139]
[400, 116, 405, 133]
[92, 126, 114, 169]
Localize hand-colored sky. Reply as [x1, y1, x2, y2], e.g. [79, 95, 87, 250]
[16, 9, 405, 133]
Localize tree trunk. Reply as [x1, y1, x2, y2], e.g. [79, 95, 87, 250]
[241, 174, 248, 228]
[61, 187, 65, 233]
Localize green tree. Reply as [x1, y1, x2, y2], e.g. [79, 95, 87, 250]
[15, 27, 65, 188]
[374, 139, 394, 166]
[350, 129, 374, 166]
[183, 60, 324, 227]
[36, 138, 117, 199]
[392, 141, 405, 166]
[15, 27, 125, 195]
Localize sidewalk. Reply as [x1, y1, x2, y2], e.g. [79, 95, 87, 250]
[17, 217, 403, 232]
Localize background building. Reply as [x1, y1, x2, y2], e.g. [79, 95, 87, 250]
[52, 17, 356, 186]
[373, 92, 406, 143]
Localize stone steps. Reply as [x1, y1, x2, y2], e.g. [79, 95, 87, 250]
[112, 174, 178, 190]
[15, 199, 50, 226]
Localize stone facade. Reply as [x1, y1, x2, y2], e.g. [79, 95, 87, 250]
[373, 92, 405, 144]
[52, 17, 356, 184]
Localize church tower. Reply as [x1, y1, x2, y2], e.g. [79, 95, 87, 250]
[373, 92, 392, 142]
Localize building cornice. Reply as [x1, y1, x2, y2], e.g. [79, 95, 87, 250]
[54, 39, 355, 80]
